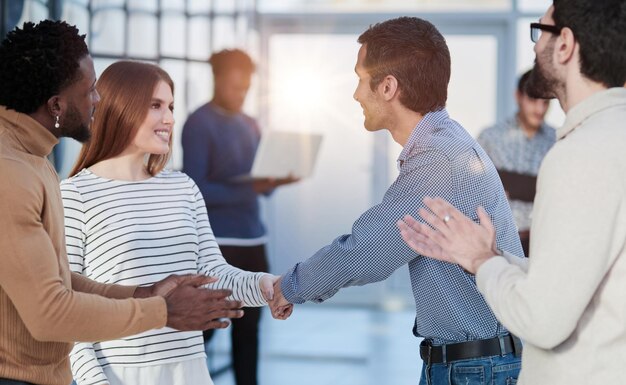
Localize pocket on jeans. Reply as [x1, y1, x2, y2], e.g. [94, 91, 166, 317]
[452, 365, 485, 385]
[493, 361, 521, 385]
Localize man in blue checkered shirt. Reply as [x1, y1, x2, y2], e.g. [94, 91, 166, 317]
[269, 16, 524, 385]
[477, 70, 556, 257]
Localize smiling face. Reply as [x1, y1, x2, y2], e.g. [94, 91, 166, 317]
[353, 45, 387, 132]
[126, 80, 174, 156]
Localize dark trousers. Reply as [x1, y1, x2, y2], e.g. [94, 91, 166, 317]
[204, 244, 268, 385]
[519, 230, 530, 258]
[0, 379, 37, 385]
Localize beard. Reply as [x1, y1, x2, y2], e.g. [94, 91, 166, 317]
[61, 103, 91, 143]
[525, 42, 559, 100]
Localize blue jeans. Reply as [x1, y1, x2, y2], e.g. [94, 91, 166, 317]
[419, 352, 521, 385]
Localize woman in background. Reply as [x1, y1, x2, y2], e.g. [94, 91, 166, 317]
[61, 60, 289, 385]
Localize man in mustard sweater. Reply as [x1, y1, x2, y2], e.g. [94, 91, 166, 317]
[0, 21, 244, 385]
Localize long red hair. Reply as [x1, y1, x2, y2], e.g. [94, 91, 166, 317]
[70, 61, 174, 177]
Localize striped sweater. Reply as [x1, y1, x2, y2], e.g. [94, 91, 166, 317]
[61, 169, 267, 385]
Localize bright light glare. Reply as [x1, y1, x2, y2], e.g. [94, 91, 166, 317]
[268, 34, 361, 133]
[273, 68, 326, 117]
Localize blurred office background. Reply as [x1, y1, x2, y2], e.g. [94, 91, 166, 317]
[1, 1, 561, 384]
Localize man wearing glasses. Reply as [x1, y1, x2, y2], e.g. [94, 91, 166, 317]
[530, 22, 561, 44]
[398, 0, 626, 384]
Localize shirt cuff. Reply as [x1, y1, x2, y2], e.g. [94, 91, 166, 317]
[137, 296, 168, 330]
[105, 283, 137, 299]
[280, 265, 306, 304]
[253, 272, 270, 306]
[475, 256, 511, 293]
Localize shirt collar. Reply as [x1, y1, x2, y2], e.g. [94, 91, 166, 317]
[537, 122, 554, 137]
[0, 105, 58, 157]
[505, 116, 553, 139]
[558, 88, 626, 140]
[398, 108, 449, 164]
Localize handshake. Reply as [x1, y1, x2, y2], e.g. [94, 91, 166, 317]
[137, 273, 295, 331]
[260, 275, 294, 320]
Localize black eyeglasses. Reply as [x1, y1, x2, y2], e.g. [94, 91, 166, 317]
[530, 22, 562, 43]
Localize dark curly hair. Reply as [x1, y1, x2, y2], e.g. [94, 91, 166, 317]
[358, 17, 450, 115]
[0, 20, 89, 114]
[209, 49, 255, 77]
[553, 0, 626, 88]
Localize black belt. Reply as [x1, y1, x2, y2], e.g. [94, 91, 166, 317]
[420, 334, 522, 364]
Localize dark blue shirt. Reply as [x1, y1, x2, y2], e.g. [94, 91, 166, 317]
[281, 109, 524, 344]
[181, 102, 265, 240]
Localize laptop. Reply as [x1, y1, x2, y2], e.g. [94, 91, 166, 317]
[232, 131, 323, 181]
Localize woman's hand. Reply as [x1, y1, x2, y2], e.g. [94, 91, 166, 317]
[260, 274, 279, 301]
[261, 274, 294, 320]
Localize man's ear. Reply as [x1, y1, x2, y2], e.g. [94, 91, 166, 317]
[47, 95, 62, 118]
[555, 27, 576, 65]
[380, 75, 399, 101]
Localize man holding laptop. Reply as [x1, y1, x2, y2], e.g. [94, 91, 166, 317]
[181, 48, 297, 385]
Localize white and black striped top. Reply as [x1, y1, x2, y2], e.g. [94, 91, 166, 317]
[61, 169, 267, 385]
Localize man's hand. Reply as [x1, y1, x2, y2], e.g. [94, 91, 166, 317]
[134, 274, 218, 298]
[267, 276, 293, 320]
[162, 275, 244, 331]
[252, 175, 300, 194]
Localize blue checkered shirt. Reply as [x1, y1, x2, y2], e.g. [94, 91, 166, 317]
[281, 109, 524, 344]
